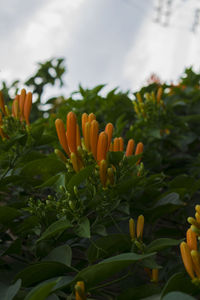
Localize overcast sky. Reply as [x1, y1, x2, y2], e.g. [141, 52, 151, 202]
[1, 0, 200, 100]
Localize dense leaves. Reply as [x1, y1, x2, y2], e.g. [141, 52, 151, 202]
[0, 62, 200, 299]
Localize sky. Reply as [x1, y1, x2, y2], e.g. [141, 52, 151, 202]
[1, 0, 200, 101]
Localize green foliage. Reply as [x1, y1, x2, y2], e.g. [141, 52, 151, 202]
[0, 62, 200, 299]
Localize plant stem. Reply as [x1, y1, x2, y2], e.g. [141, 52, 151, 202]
[89, 272, 130, 292]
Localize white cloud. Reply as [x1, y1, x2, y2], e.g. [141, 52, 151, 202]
[1, 0, 200, 99]
[123, 0, 200, 89]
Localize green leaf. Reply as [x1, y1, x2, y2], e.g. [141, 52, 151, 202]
[20, 158, 66, 183]
[5, 133, 27, 147]
[169, 175, 200, 195]
[75, 252, 156, 288]
[150, 129, 161, 139]
[140, 257, 161, 269]
[146, 238, 183, 253]
[117, 284, 161, 300]
[161, 272, 199, 298]
[15, 216, 39, 235]
[154, 193, 183, 207]
[46, 294, 60, 300]
[92, 224, 107, 236]
[43, 245, 72, 266]
[108, 151, 124, 165]
[18, 151, 46, 164]
[0, 206, 21, 225]
[75, 217, 90, 238]
[0, 279, 21, 300]
[37, 218, 71, 242]
[87, 234, 131, 263]
[38, 173, 67, 189]
[15, 262, 72, 287]
[163, 292, 196, 300]
[24, 279, 59, 300]
[2, 238, 21, 256]
[67, 165, 94, 190]
[117, 202, 130, 215]
[52, 276, 73, 292]
[31, 124, 45, 140]
[125, 154, 143, 166]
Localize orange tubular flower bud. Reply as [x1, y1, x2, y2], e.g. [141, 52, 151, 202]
[84, 122, 91, 151]
[113, 137, 120, 152]
[135, 142, 144, 156]
[71, 152, 79, 173]
[88, 113, 96, 123]
[0, 91, 6, 115]
[97, 132, 108, 162]
[75, 281, 86, 300]
[136, 215, 144, 239]
[180, 242, 195, 279]
[24, 92, 32, 125]
[119, 137, 124, 151]
[191, 250, 200, 279]
[157, 87, 163, 104]
[19, 88, 26, 120]
[186, 228, 197, 251]
[67, 111, 77, 153]
[100, 159, 107, 187]
[129, 218, 135, 241]
[55, 119, 70, 156]
[152, 269, 159, 283]
[82, 113, 88, 139]
[90, 120, 99, 160]
[135, 142, 144, 164]
[125, 139, 135, 157]
[76, 124, 81, 148]
[12, 97, 20, 119]
[105, 123, 114, 151]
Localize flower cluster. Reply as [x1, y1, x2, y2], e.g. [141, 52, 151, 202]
[133, 88, 169, 127]
[0, 89, 32, 139]
[180, 205, 200, 284]
[133, 88, 164, 118]
[55, 112, 144, 187]
[133, 89, 171, 137]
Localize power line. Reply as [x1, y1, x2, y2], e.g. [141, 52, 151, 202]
[124, 0, 152, 15]
[126, 0, 200, 35]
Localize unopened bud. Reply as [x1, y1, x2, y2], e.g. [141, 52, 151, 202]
[191, 225, 200, 235]
[69, 200, 75, 211]
[74, 186, 78, 195]
[188, 217, 200, 228]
